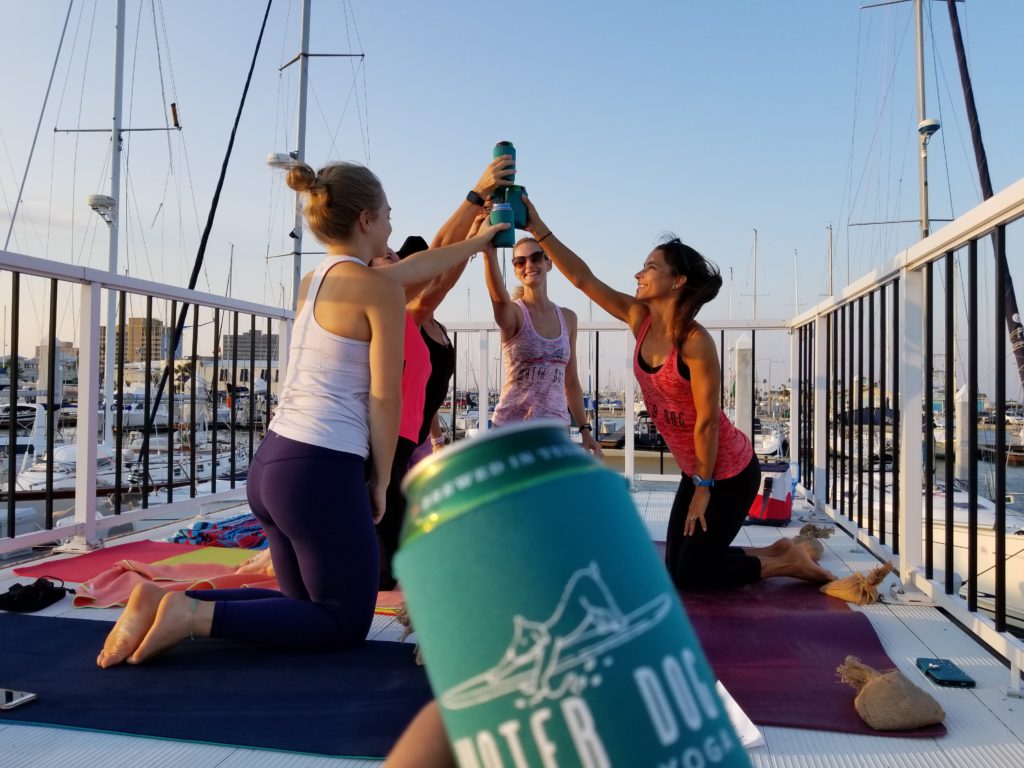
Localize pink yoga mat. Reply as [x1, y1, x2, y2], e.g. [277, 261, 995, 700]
[13, 541, 196, 583]
[681, 579, 947, 738]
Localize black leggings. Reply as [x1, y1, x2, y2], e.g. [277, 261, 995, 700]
[665, 452, 762, 590]
[376, 436, 418, 590]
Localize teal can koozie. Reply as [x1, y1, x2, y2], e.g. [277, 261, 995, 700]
[493, 140, 516, 184]
[490, 202, 515, 248]
[506, 184, 527, 229]
[396, 422, 751, 768]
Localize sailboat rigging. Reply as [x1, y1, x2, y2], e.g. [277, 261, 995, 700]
[944, 0, 1024, 392]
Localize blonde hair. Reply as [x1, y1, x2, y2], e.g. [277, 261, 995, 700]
[286, 161, 384, 244]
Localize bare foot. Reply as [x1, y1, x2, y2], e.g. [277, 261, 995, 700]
[793, 537, 825, 562]
[761, 546, 835, 583]
[744, 538, 794, 558]
[128, 591, 208, 665]
[97, 582, 166, 669]
[235, 548, 274, 577]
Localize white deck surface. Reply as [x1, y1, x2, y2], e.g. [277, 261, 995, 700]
[3, 488, 1024, 767]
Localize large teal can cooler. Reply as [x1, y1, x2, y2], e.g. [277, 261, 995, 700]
[396, 422, 752, 767]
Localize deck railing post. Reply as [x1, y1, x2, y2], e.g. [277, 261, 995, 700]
[788, 327, 799, 488]
[477, 329, 491, 434]
[623, 332, 636, 481]
[64, 280, 102, 551]
[898, 265, 925, 582]
[811, 312, 829, 509]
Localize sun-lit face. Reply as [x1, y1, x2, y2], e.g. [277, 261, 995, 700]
[365, 195, 392, 262]
[634, 249, 679, 300]
[511, 242, 550, 285]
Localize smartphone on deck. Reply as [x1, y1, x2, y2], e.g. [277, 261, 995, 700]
[1, 688, 38, 710]
[915, 657, 976, 688]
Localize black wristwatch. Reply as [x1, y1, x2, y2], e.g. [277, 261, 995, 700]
[579, 424, 593, 433]
[466, 189, 486, 206]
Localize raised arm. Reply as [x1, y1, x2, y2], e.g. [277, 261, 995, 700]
[379, 222, 507, 287]
[480, 220, 521, 339]
[409, 156, 515, 320]
[523, 194, 648, 334]
[562, 310, 603, 457]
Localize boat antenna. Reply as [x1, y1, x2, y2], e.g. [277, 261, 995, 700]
[141, 0, 275, 454]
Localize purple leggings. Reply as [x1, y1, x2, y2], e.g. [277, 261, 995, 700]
[186, 430, 377, 649]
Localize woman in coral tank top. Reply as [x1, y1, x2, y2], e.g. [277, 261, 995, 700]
[520, 195, 833, 590]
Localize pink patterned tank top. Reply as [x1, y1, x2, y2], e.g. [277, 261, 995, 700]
[492, 300, 570, 426]
[633, 316, 752, 479]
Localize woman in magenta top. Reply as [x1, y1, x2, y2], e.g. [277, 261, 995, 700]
[521, 195, 834, 590]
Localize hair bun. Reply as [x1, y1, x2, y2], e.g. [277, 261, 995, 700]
[286, 163, 318, 193]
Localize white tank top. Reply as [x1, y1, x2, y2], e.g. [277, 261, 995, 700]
[268, 255, 371, 457]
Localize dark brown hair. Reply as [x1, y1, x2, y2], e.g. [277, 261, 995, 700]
[656, 236, 722, 346]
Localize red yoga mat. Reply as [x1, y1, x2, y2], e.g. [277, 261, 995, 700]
[13, 541, 196, 583]
[681, 579, 947, 738]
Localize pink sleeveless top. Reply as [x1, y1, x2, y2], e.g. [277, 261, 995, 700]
[492, 300, 570, 426]
[399, 312, 431, 441]
[633, 316, 752, 479]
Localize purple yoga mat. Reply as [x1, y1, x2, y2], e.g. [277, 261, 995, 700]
[681, 579, 947, 738]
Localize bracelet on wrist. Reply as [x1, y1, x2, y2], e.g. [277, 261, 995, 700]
[466, 189, 486, 207]
[578, 424, 592, 433]
[430, 437, 445, 446]
[536, 230, 552, 243]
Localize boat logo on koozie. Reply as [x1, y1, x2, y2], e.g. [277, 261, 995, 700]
[441, 562, 671, 710]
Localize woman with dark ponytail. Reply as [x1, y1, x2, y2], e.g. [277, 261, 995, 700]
[520, 196, 834, 591]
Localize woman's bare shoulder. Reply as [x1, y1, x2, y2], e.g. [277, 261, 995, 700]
[681, 322, 717, 357]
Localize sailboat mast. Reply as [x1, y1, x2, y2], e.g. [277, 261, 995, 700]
[102, 0, 127, 447]
[827, 224, 833, 296]
[946, 0, 1024, 389]
[914, 0, 936, 239]
[752, 228, 758, 320]
[290, 0, 312, 310]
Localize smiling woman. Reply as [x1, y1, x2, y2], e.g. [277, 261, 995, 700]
[480, 228, 603, 458]
[517, 192, 835, 593]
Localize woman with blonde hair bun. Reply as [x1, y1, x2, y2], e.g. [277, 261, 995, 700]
[97, 161, 506, 667]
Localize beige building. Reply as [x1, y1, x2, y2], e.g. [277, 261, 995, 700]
[99, 317, 176, 367]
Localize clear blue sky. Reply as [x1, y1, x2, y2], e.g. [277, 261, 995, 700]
[2, 1, 1023, 391]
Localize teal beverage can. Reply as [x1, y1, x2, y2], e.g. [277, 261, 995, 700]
[490, 203, 515, 248]
[493, 140, 516, 184]
[395, 422, 751, 768]
[505, 184, 527, 229]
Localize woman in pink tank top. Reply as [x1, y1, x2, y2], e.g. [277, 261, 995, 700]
[481, 233, 602, 457]
[519, 195, 834, 591]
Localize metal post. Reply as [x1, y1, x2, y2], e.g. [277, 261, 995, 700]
[915, 0, 929, 239]
[624, 332, 636, 480]
[899, 267, 925, 584]
[66, 282, 102, 551]
[477, 329, 490, 434]
[812, 313, 828, 508]
[102, 0, 127, 448]
[291, 0, 311, 309]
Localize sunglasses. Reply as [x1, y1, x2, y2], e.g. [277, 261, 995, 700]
[511, 251, 547, 269]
